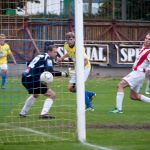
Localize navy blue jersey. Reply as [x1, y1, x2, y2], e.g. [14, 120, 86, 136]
[23, 53, 62, 80]
[27, 53, 54, 79]
[22, 53, 64, 94]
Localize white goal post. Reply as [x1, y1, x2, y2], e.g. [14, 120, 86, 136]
[75, 0, 86, 142]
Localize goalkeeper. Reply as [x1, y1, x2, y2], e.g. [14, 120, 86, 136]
[19, 45, 68, 119]
[56, 32, 96, 111]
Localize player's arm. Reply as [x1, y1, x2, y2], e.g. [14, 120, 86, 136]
[10, 52, 17, 65]
[47, 67, 68, 77]
[24, 56, 41, 75]
[84, 52, 90, 67]
[84, 57, 89, 66]
[56, 53, 69, 64]
[7, 45, 16, 65]
[51, 70, 68, 77]
[46, 59, 68, 77]
[146, 54, 150, 79]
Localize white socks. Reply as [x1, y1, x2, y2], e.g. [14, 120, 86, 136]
[40, 98, 53, 115]
[20, 96, 54, 116]
[20, 95, 36, 115]
[145, 79, 150, 93]
[116, 92, 124, 111]
[140, 95, 150, 103]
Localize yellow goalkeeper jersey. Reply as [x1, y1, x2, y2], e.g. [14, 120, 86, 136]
[64, 42, 91, 68]
[0, 43, 12, 65]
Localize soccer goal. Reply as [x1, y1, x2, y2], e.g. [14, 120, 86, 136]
[0, 0, 85, 144]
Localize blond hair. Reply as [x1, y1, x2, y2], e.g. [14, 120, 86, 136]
[0, 34, 6, 39]
[65, 32, 75, 39]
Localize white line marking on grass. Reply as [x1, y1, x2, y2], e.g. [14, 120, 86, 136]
[82, 142, 114, 150]
[0, 123, 67, 141]
[18, 126, 67, 141]
[0, 123, 115, 149]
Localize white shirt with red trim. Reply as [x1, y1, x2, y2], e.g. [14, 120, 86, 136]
[132, 47, 150, 72]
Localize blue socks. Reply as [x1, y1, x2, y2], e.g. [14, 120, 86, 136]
[85, 91, 95, 108]
[1, 73, 6, 88]
[86, 91, 95, 98]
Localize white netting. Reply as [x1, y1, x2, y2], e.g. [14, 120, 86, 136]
[0, 0, 76, 144]
[0, 39, 76, 144]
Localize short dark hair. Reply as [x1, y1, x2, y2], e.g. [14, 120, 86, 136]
[47, 45, 57, 52]
[147, 33, 150, 36]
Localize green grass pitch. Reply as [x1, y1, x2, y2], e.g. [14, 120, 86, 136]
[0, 77, 150, 150]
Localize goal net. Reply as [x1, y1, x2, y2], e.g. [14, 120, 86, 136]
[0, 0, 78, 144]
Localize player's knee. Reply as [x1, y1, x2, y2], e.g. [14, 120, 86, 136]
[69, 87, 76, 93]
[68, 85, 76, 93]
[50, 92, 56, 99]
[47, 89, 56, 99]
[130, 91, 140, 100]
[2, 70, 7, 74]
[130, 95, 139, 100]
[117, 81, 126, 91]
[33, 94, 39, 98]
[117, 83, 123, 90]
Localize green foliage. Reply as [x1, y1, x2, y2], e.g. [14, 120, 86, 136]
[126, 0, 150, 20]
[96, 0, 150, 20]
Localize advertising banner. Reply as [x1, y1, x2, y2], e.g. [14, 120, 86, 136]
[44, 42, 142, 68]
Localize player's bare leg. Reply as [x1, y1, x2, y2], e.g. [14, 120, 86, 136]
[110, 79, 129, 113]
[129, 87, 150, 103]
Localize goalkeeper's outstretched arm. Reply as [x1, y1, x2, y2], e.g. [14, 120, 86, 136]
[51, 70, 69, 77]
[46, 65, 68, 77]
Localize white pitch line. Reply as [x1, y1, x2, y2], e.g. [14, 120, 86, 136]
[82, 142, 115, 150]
[17, 126, 67, 141]
[0, 123, 67, 141]
[0, 123, 115, 149]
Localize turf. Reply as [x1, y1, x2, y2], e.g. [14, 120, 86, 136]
[0, 77, 150, 150]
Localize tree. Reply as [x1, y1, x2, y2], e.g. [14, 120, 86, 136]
[126, 0, 150, 20]
[97, 0, 150, 20]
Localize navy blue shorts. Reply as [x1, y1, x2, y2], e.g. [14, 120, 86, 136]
[22, 74, 48, 94]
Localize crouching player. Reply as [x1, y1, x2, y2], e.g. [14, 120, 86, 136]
[19, 45, 68, 119]
[56, 32, 96, 111]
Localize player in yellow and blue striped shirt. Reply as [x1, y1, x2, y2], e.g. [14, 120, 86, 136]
[57, 32, 96, 111]
[0, 34, 16, 89]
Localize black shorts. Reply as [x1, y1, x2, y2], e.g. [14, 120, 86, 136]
[22, 74, 48, 94]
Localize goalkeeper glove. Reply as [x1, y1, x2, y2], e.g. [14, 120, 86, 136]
[61, 71, 69, 77]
